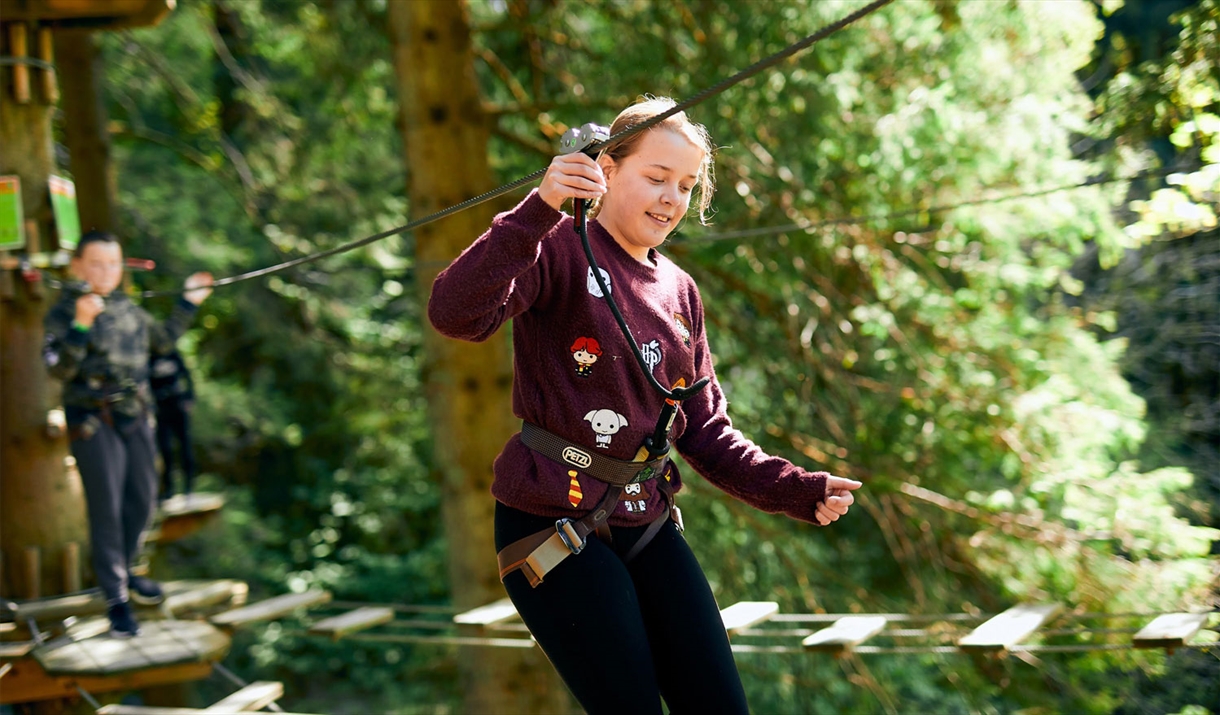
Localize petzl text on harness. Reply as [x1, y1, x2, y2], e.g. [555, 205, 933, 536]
[497, 123, 708, 587]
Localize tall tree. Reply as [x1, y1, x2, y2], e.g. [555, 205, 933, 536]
[386, 1, 573, 712]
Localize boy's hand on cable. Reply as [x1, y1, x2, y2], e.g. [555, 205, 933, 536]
[183, 272, 214, 305]
[814, 476, 862, 526]
[538, 153, 607, 211]
[74, 293, 105, 327]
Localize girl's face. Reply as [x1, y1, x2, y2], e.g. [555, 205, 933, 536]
[597, 129, 704, 264]
[71, 241, 124, 296]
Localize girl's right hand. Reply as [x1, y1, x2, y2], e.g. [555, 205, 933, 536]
[538, 152, 607, 210]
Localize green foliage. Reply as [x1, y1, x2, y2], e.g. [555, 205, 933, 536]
[82, 0, 1218, 712]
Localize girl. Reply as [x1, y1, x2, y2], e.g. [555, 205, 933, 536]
[428, 97, 861, 714]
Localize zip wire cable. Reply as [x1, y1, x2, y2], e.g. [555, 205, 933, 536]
[139, 0, 893, 298]
[676, 165, 1186, 243]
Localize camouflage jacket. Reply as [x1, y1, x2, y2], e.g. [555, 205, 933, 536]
[43, 284, 199, 424]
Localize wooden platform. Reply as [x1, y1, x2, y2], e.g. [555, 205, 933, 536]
[1, 657, 213, 706]
[33, 619, 230, 677]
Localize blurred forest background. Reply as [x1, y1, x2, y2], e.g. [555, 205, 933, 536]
[56, 0, 1220, 712]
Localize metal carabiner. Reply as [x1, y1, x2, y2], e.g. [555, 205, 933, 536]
[559, 123, 610, 156]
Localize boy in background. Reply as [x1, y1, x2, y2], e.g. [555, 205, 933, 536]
[43, 230, 213, 638]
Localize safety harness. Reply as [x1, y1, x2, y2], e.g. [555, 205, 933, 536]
[496, 124, 710, 588]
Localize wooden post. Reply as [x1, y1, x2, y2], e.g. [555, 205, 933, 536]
[38, 26, 58, 104]
[62, 542, 81, 593]
[0, 19, 90, 604]
[23, 546, 41, 599]
[9, 23, 31, 104]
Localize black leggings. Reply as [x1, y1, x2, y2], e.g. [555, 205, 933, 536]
[495, 501, 749, 715]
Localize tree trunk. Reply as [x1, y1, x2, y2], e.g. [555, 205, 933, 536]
[386, 2, 573, 713]
[53, 28, 115, 235]
[0, 31, 90, 604]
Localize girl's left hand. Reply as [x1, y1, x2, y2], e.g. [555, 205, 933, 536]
[814, 476, 862, 525]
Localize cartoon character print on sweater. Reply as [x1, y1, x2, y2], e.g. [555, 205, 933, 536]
[674, 314, 692, 347]
[586, 267, 612, 298]
[620, 481, 651, 513]
[570, 336, 602, 378]
[584, 408, 627, 448]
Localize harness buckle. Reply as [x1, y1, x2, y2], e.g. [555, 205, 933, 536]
[555, 518, 585, 555]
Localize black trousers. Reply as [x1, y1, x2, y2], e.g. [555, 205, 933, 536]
[70, 416, 158, 603]
[154, 398, 196, 496]
[495, 501, 750, 715]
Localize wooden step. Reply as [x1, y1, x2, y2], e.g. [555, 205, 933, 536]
[309, 607, 395, 639]
[719, 601, 779, 633]
[12, 590, 107, 623]
[205, 680, 283, 711]
[958, 604, 1061, 652]
[10, 579, 248, 625]
[1133, 613, 1209, 649]
[803, 615, 888, 653]
[210, 590, 331, 628]
[453, 598, 518, 627]
[0, 641, 34, 659]
[93, 705, 206, 714]
[163, 580, 249, 616]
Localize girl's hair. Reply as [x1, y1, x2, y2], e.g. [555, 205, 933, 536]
[594, 96, 716, 224]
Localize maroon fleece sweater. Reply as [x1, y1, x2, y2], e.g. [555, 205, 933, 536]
[428, 190, 829, 527]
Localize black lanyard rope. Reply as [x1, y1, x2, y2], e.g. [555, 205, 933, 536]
[573, 198, 709, 458]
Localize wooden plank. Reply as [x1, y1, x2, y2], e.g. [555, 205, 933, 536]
[100, 702, 322, 707]
[64, 615, 111, 641]
[98, 702, 206, 707]
[12, 589, 107, 623]
[164, 579, 249, 615]
[802, 615, 889, 652]
[210, 590, 331, 628]
[309, 607, 394, 639]
[454, 598, 518, 626]
[153, 494, 226, 544]
[720, 601, 780, 633]
[158, 492, 225, 518]
[1133, 613, 1209, 649]
[0, 641, 34, 659]
[205, 680, 283, 711]
[958, 604, 1061, 651]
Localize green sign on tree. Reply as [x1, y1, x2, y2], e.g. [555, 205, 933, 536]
[49, 175, 81, 251]
[0, 176, 24, 251]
